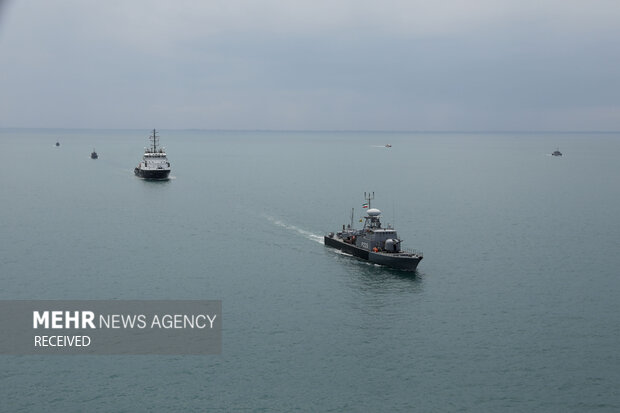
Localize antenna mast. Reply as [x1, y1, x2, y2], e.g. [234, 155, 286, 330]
[364, 191, 375, 210]
[150, 129, 159, 152]
[350, 208, 355, 229]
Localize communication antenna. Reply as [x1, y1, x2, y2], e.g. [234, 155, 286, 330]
[364, 191, 375, 210]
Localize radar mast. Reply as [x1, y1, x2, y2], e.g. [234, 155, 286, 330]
[149, 129, 159, 152]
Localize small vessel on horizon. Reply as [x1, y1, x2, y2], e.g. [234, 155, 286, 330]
[90, 149, 98, 159]
[55, 141, 60, 147]
[324, 192, 423, 271]
[134, 129, 171, 180]
[552, 148, 562, 156]
[385, 144, 392, 148]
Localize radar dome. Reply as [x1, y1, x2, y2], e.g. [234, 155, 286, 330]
[367, 208, 381, 216]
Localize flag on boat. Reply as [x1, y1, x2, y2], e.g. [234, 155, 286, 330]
[362, 203, 369, 208]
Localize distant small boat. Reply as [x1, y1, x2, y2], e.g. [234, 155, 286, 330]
[385, 144, 392, 148]
[552, 148, 562, 156]
[55, 141, 60, 147]
[90, 149, 98, 159]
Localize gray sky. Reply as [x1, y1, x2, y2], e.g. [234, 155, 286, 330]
[1, 0, 619, 130]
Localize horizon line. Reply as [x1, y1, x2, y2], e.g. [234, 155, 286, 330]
[1, 127, 620, 134]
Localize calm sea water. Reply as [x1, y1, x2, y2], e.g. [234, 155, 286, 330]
[1, 129, 620, 412]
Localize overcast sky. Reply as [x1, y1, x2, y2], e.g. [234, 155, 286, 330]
[1, 0, 619, 130]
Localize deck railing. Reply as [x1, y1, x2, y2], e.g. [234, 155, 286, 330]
[401, 247, 423, 257]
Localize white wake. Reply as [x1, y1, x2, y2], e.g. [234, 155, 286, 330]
[265, 216, 324, 244]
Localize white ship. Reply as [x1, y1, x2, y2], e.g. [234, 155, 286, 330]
[134, 129, 171, 180]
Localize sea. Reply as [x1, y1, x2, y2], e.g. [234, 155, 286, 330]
[1, 128, 620, 412]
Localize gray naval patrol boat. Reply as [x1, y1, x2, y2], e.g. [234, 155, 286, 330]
[324, 192, 423, 271]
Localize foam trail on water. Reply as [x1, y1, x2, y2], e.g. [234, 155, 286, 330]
[265, 216, 324, 244]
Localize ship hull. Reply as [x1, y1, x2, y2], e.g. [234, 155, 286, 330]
[324, 235, 421, 271]
[324, 235, 369, 260]
[134, 168, 170, 180]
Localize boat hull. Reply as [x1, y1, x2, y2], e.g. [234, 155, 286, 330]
[134, 168, 170, 180]
[324, 235, 421, 271]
